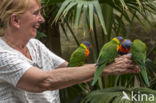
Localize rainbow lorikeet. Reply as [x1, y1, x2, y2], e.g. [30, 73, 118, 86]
[66, 41, 92, 98]
[118, 39, 132, 55]
[131, 39, 150, 87]
[68, 41, 92, 67]
[92, 37, 123, 86]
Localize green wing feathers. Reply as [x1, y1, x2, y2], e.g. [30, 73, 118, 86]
[131, 39, 146, 60]
[68, 47, 86, 67]
[92, 63, 106, 86]
[92, 40, 118, 86]
[131, 39, 150, 87]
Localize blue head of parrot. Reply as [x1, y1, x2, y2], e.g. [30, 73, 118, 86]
[115, 36, 124, 44]
[122, 39, 131, 49]
[118, 39, 131, 55]
[81, 41, 92, 57]
[81, 41, 92, 49]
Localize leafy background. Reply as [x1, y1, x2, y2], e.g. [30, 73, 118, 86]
[37, 0, 156, 103]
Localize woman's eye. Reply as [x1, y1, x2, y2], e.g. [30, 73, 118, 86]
[33, 11, 39, 15]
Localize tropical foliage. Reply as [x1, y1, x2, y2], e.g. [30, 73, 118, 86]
[40, 0, 156, 103]
[82, 87, 156, 103]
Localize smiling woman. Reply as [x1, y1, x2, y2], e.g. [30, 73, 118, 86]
[0, 0, 44, 59]
[17, 0, 44, 38]
[0, 0, 140, 103]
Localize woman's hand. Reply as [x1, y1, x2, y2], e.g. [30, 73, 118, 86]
[103, 54, 140, 75]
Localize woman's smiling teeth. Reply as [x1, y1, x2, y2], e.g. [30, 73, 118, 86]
[33, 25, 39, 29]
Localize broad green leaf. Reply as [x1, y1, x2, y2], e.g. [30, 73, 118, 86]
[75, 2, 83, 27]
[89, 2, 94, 30]
[83, 3, 88, 35]
[54, 0, 72, 21]
[63, 2, 77, 17]
[93, 1, 107, 35]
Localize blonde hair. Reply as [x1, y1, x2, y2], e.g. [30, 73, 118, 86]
[0, 0, 41, 36]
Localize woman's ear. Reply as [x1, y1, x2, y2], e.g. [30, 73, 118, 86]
[10, 14, 20, 28]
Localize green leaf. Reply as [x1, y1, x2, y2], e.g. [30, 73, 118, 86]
[63, 2, 77, 17]
[75, 2, 83, 27]
[54, 0, 72, 21]
[89, 2, 94, 30]
[136, 0, 143, 10]
[119, 0, 128, 10]
[93, 1, 107, 35]
[83, 3, 88, 35]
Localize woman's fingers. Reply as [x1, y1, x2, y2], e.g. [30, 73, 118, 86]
[115, 55, 131, 62]
[104, 54, 140, 75]
[116, 67, 140, 75]
[110, 62, 140, 75]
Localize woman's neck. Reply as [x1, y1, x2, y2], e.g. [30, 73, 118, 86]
[2, 33, 29, 49]
[2, 34, 32, 60]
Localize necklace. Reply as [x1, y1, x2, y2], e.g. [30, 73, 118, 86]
[2, 37, 30, 58]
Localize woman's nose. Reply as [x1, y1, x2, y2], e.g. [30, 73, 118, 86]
[38, 14, 45, 23]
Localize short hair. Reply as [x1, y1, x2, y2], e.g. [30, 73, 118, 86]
[0, 0, 41, 36]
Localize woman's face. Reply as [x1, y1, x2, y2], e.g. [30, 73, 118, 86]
[18, 0, 44, 38]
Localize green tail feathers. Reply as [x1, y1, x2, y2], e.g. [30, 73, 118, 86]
[140, 66, 150, 87]
[131, 39, 150, 87]
[92, 64, 106, 86]
[91, 37, 119, 86]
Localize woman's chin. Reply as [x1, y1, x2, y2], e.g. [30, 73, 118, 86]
[32, 33, 37, 38]
[29, 32, 37, 39]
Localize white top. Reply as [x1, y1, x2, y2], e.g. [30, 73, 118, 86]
[0, 37, 65, 103]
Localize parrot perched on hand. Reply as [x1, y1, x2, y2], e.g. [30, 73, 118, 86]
[68, 41, 92, 67]
[91, 37, 123, 86]
[118, 39, 132, 55]
[131, 39, 150, 87]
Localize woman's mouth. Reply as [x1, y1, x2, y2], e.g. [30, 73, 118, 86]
[33, 25, 39, 29]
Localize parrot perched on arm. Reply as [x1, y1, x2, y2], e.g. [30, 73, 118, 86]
[131, 39, 150, 87]
[91, 37, 123, 86]
[118, 39, 132, 55]
[66, 41, 92, 97]
[68, 41, 92, 67]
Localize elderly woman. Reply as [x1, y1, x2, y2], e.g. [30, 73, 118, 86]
[0, 0, 139, 103]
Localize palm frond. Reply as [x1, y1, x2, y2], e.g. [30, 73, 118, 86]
[83, 3, 88, 35]
[93, 1, 107, 35]
[81, 87, 156, 103]
[75, 3, 83, 27]
[54, 0, 72, 21]
[89, 3, 94, 30]
[54, 0, 107, 35]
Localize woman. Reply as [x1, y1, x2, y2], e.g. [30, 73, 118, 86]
[0, 0, 139, 102]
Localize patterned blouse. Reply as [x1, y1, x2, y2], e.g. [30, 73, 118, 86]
[0, 37, 65, 103]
